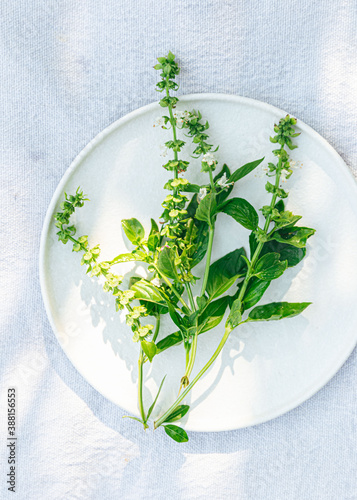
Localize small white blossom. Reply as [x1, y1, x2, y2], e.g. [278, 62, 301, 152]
[216, 172, 233, 190]
[153, 116, 166, 127]
[202, 153, 216, 166]
[198, 187, 207, 201]
[174, 110, 190, 126]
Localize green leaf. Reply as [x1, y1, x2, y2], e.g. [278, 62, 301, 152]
[247, 302, 311, 322]
[210, 274, 242, 300]
[243, 278, 271, 310]
[121, 218, 145, 245]
[270, 227, 315, 248]
[271, 210, 302, 229]
[191, 221, 209, 268]
[156, 331, 182, 353]
[195, 193, 217, 226]
[198, 296, 229, 332]
[260, 239, 306, 267]
[111, 252, 148, 264]
[181, 183, 201, 193]
[254, 253, 287, 280]
[164, 405, 190, 423]
[228, 158, 264, 183]
[163, 424, 189, 443]
[219, 197, 259, 230]
[206, 248, 247, 297]
[146, 376, 166, 420]
[226, 298, 242, 329]
[141, 340, 157, 362]
[157, 247, 180, 280]
[131, 279, 167, 303]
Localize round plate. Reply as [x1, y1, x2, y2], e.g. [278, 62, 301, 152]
[40, 94, 357, 432]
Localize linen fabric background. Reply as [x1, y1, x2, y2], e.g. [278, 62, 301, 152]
[1, 1, 357, 499]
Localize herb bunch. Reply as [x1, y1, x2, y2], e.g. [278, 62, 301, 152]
[55, 52, 315, 442]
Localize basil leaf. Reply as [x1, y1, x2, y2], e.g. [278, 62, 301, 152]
[198, 296, 230, 332]
[228, 158, 264, 183]
[157, 246, 180, 280]
[254, 253, 287, 281]
[271, 210, 302, 229]
[270, 227, 315, 248]
[181, 183, 200, 193]
[206, 248, 247, 297]
[163, 424, 189, 443]
[164, 405, 190, 423]
[249, 231, 258, 259]
[190, 221, 209, 268]
[260, 239, 306, 267]
[195, 193, 217, 225]
[121, 218, 145, 245]
[219, 197, 259, 230]
[141, 340, 157, 362]
[111, 251, 148, 264]
[156, 331, 182, 353]
[210, 274, 242, 300]
[147, 219, 160, 251]
[131, 279, 167, 303]
[243, 278, 270, 310]
[247, 301, 311, 322]
[226, 298, 242, 329]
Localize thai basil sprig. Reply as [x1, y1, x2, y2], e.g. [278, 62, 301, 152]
[55, 52, 314, 444]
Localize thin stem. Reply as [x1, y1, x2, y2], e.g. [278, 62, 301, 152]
[154, 326, 232, 428]
[200, 223, 215, 296]
[208, 167, 216, 192]
[137, 348, 148, 428]
[152, 315, 161, 343]
[154, 266, 190, 311]
[185, 282, 195, 311]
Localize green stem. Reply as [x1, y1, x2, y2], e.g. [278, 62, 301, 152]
[185, 282, 195, 311]
[200, 223, 215, 296]
[154, 326, 232, 428]
[137, 348, 148, 428]
[152, 315, 161, 343]
[154, 265, 190, 311]
[165, 78, 179, 183]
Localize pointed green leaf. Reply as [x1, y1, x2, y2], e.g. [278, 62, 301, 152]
[111, 251, 148, 264]
[270, 227, 315, 248]
[260, 239, 306, 267]
[247, 302, 311, 322]
[141, 340, 157, 362]
[198, 296, 229, 332]
[131, 279, 167, 303]
[156, 331, 183, 353]
[206, 248, 247, 297]
[228, 158, 264, 183]
[157, 246, 180, 280]
[195, 193, 217, 225]
[163, 424, 189, 443]
[243, 278, 271, 310]
[164, 405, 190, 423]
[219, 197, 259, 230]
[121, 218, 145, 245]
[254, 253, 287, 280]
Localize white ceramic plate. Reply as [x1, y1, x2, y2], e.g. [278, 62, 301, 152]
[40, 94, 357, 432]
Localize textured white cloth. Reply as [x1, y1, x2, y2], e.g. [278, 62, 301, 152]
[1, 1, 357, 499]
